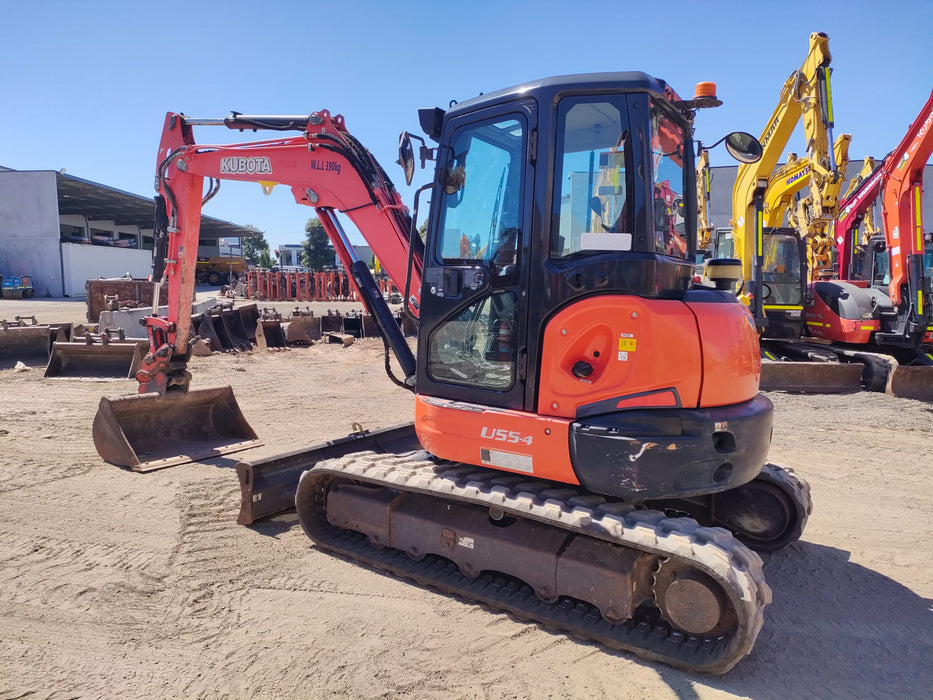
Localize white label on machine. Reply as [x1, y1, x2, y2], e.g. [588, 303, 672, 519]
[580, 232, 632, 251]
[480, 448, 534, 473]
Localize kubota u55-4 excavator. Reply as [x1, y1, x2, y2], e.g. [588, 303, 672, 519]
[92, 72, 813, 673]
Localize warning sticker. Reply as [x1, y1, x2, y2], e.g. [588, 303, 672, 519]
[619, 337, 637, 352]
[618, 351, 629, 361]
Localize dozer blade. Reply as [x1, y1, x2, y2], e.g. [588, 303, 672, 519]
[44, 340, 147, 378]
[888, 365, 933, 401]
[236, 422, 420, 524]
[93, 387, 263, 472]
[0, 325, 60, 369]
[759, 361, 864, 393]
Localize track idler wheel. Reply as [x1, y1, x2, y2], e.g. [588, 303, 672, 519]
[653, 559, 736, 637]
[712, 464, 811, 552]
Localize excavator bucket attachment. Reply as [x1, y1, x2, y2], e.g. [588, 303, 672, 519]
[217, 306, 252, 350]
[342, 314, 362, 338]
[888, 366, 933, 401]
[235, 422, 420, 524]
[44, 340, 147, 378]
[195, 313, 226, 352]
[236, 304, 260, 343]
[92, 387, 263, 472]
[254, 318, 287, 350]
[321, 311, 343, 333]
[283, 315, 321, 345]
[0, 323, 65, 369]
[759, 361, 864, 393]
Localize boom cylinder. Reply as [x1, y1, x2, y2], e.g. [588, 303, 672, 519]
[319, 209, 417, 385]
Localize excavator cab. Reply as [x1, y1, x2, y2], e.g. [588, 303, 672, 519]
[412, 74, 772, 498]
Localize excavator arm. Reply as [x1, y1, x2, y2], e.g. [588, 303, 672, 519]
[763, 134, 851, 230]
[731, 32, 835, 283]
[93, 111, 425, 471]
[696, 148, 713, 250]
[790, 132, 851, 277]
[728, 32, 850, 335]
[145, 110, 424, 393]
[804, 92, 932, 377]
[880, 89, 933, 312]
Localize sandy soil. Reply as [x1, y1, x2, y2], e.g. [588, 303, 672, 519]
[0, 295, 930, 699]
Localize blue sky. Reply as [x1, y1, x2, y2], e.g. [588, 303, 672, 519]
[2, 0, 931, 253]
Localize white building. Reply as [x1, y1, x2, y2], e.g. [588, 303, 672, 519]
[0, 167, 255, 297]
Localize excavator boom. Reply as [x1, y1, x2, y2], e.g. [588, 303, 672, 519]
[723, 32, 850, 341]
[703, 33, 864, 394]
[94, 110, 424, 470]
[880, 90, 933, 310]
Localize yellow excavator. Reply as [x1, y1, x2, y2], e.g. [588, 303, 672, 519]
[712, 32, 847, 334]
[704, 32, 865, 391]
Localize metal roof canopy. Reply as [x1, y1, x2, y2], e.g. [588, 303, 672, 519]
[54, 172, 258, 240]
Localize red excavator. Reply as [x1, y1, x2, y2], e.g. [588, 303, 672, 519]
[92, 73, 812, 673]
[806, 89, 933, 397]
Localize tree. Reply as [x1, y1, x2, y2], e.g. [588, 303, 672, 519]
[258, 248, 275, 269]
[301, 217, 335, 270]
[240, 224, 270, 266]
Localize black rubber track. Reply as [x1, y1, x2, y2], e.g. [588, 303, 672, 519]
[295, 453, 771, 674]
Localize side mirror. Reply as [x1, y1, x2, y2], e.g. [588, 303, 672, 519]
[397, 132, 416, 186]
[444, 165, 466, 195]
[724, 132, 763, 164]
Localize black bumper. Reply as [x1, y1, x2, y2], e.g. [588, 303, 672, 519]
[569, 394, 774, 501]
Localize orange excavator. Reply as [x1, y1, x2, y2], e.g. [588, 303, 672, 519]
[806, 89, 933, 398]
[92, 73, 813, 673]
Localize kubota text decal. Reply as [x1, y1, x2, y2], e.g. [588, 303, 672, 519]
[220, 156, 273, 175]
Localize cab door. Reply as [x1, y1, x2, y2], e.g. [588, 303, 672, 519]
[416, 100, 536, 411]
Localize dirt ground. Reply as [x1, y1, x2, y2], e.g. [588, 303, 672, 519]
[0, 294, 931, 699]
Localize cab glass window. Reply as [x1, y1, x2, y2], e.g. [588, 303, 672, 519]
[650, 99, 688, 259]
[761, 233, 803, 305]
[437, 116, 524, 275]
[552, 97, 631, 257]
[872, 242, 891, 287]
[427, 292, 517, 390]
